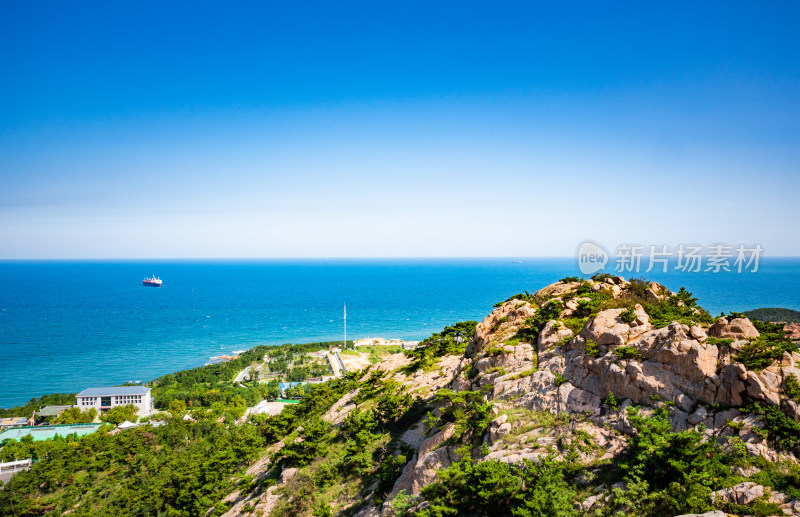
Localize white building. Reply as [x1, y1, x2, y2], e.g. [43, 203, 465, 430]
[76, 386, 152, 417]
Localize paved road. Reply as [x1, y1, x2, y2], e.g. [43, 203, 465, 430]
[234, 366, 251, 383]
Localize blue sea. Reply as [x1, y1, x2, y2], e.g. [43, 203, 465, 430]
[1, 258, 799, 408]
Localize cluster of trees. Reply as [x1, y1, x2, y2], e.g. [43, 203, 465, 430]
[150, 341, 338, 414]
[285, 362, 330, 382]
[415, 452, 577, 517]
[735, 319, 798, 371]
[49, 403, 136, 426]
[404, 321, 477, 371]
[744, 307, 800, 324]
[0, 417, 264, 516]
[409, 406, 800, 517]
[0, 374, 361, 516]
[0, 393, 76, 419]
[52, 407, 96, 424]
[263, 371, 424, 515]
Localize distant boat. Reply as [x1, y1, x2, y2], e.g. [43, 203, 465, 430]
[511, 260, 523, 264]
[143, 275, 162, 287]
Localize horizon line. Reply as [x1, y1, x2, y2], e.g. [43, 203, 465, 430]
[2, 255, 799, 261]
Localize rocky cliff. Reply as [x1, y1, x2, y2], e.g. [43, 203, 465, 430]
[221, 277, 800, 517]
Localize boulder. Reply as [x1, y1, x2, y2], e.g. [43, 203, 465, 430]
[475, 343, 535, 376]
[488, 422, 512, 443]
[539, 321, 573, 350]
[746, 370, 782, 405]
[690, 325, 708, 341]
[709, 317, 760, 340]
[580, 495, 602, 511]
[688, 406, 708, 426]
[582, 308, 631, 346]
[278, 467, 298, 484]
[710, 482, 765, 506]
[644, 288, 661, 303]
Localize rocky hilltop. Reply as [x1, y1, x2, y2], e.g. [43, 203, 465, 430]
[221, 277, 800, 517]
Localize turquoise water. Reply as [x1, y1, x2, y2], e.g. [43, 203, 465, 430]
[1, 258, 798, 408]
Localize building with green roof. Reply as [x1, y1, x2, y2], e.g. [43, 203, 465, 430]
[36, 405, 73, 419]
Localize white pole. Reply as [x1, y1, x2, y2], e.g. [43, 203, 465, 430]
[344, 303, 347, 349]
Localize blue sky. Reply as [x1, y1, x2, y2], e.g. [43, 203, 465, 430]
[1, 1, 798, 258]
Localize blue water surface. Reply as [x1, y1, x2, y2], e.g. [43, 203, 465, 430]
[0, 258, 798, 408]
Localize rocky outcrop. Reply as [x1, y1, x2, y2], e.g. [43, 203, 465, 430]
[709, 316, 760, 340]
[709, 481, 764, 506]
[470, 299, 536, 356]
[225, 278, 800, 517]
[390, 423, 456, 497]
[786, 322, 800, 341]
[380, 281, 800, 514]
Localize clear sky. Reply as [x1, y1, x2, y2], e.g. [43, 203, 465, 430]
[1, 1, 798, 258]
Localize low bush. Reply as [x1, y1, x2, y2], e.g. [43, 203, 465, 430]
[745, 403, 800, 454]
[615, 346, 643, 361]
[619, 308, 637, 323]
[415, 448, 578, 517]
[785, 373, 800, 402]
[515, 300, 563, 344]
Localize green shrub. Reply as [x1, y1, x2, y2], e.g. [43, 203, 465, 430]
[706, 337, 734, 346]
[491, 316, 509, 331]
[553, 374, 568, 387]
[785, 373, 800, 402]
[498, 292, 535, 306]
[745, 403, 800, 453]
[560, 276, 581, 283]
[735, 337, 797, 371]
[619, 308, 637, 323]
[434, 389, 494, 443]
[643, 295, 712, 328]
[585, 340, 600, 357]
[734, 320, 798, 371]
[605, 392, 619, 410]
[615, 408, 734, 516]
[416, 449, 577, 517]
[515, 300, 563, 344]
[614, 346, 643, 361]
[726, 311, 748, 320]
[573, 291, 613, 318]
[485, 366, 508, 376]
[563, 317, 587, 335]
[727, 419, 745, 431]
[716, 499, 782, 517]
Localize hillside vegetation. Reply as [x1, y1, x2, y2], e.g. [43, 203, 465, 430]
[745, 308, 800, 323]
[2, 277, 800, 517]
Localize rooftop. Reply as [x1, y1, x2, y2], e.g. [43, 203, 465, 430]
[77, 386, 150, 397]
[0, 423, 101, 442]
[0, 417, 29, 427]
[278, 382, 305, 390]
[37, 405, 74, 417]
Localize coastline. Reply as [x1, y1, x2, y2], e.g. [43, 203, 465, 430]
[2, 258, 800, 408]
